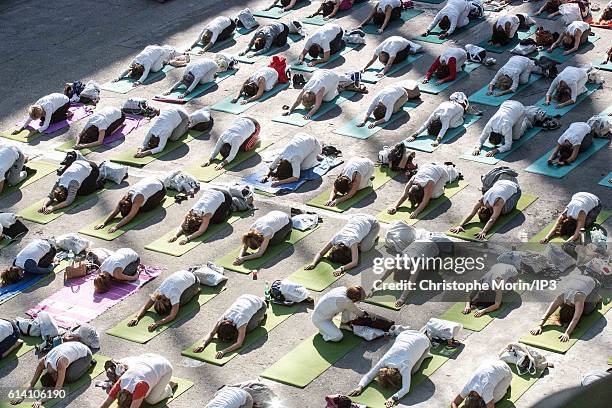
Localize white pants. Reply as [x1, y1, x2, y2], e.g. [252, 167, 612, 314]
[199, 68, 217, 84]
[145, 371, 174, 405]
[151, 57, 165, 73]
[359, 220, 380, 253]
[512, 113, 527, 140]
[313, 310, 353, 342]
[301, 140, 323, 170]
[492, 369, 513, 403]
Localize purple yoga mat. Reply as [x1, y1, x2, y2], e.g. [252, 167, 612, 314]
[102, 114, 149, 145]
[25, 103, 94, 134]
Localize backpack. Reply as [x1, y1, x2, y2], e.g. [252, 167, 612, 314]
[270, 280, 285, 303]
[421, 318, 462, 341]
[122, 97, 156, 117]
[235, 8, 259, 30]
[499, 342, 549, 375]
[348, 311, 395, 332]
[535, 27, 558, 46]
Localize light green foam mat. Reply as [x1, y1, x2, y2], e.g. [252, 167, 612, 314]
[106, 283, 227, 344]
[460, 127, 542, 165]
[289, 43, 362, 73]
[0, 129, 43, 143]
[528, 210, 611, 245]
[377, 180, 469, 224]
[419, 62, 481, 95]
[0, 335, 38, 370]
[0, 161, 58, 199]
[271, 91, 354, 127]
[535, 82, 601, 117]
[215, 227, 319, 274]
[478, 26, 537, 53]
[445, 194, 538, 242]
[307, 166, 398, 212]
[414, 17, 485, 44]
[153, 69, 237, 103]
[332, 101, 421, 139]
[362, 8, 424, 35]
[211, 83, 290, 114]
[404, 114, 481, 152]
[440, 291, 521, 332]
[525, 138, 609, 178]
[185, 140, 273, 182]
[109, 129, 205, 167]
[364, 274, 405, 311]
[533, 34, 600, 63]
[468, 74, 542, 107]
[287, 259, 342, 292]
[598, 172, 612, 187]
[361, 54, 424, 84]
[260, 327, 362, 388]
[145, 211, 250, 257]
[100, 64, 176, 94]
[181, 302, 299, 366]
[79, 191, 177, 241]
[496, 365, 544, 408]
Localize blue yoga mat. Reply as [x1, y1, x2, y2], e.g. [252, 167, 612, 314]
[599, 172, 612, 188]
[525, 138, 609, 178]
[469, 74, 542, 107]
[405, 114, 482, 153]
[332, 101, 421, 139]
[460, 127, 542, 165]
[533, 34, 600, 63]
[362, 54, 424, 84]
[271, 91, 355, 127]
[211, 83, 290, 114]
[419, 62, 480, 94]
[535, 83, 601, 117]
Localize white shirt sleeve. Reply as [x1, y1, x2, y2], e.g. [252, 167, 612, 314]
[497, 127, 514, 153]
[227, 140, 241, 163]
[383, 98, 395, 122]
[393, 367, 412, 401]
[476, 122, 492, 149]
[438, 114, 451, 139]
[364, 96, 380, 121]
[416, 113, 434, 135]
[290, 157, 301, 178]
[39, 114, 52, 132]
[510, 72, 520, 92]
[428, 13, 442, 32]
[138, 62, 152, 83]
[546, 77, 560, 98]
[358, 360, 384, 388]
[150, 135, 168, 155]
[209, 137, 225, 161]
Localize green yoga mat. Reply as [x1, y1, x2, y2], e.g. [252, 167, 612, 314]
[365, 274, 405, 311]
[468, 74, 542, 107]
[531, 12, 560, 21]
[359, 54, 425, 84]
[153, 69, 236, 102]
[215, 227, 318, 274]
[533, 34, 600, 63]
[332, 101, 421, 139]
[519, 292, 612, 354]
[525, 138, 609, 178]
[271, 91, 354, 127]
[290, 43, 361, 73]
[446, 194, 538, 241]
[260, 327, 362, 387]
[496, 365, 543, 408]
[101, 64, 175, 94]
[185, 140, 273, 182]
[287, 259, 342, 292]
[419, 62, 480, 94]
[0, 335, 38, 370]
[478, 26, 537, 53]
[460, 127, 542, 165]
[529, 210, 612, 245]
[145, 377, 193, 408]
[535, 82, 601, 117]
[598, 172, 612, 188]
[107, 283, 227, 344]
[0, 161, 58, 199]
[181, 302, 299, 366]
[145, 212, 249, 257]
[377, 180, 469, 224]
[414, 17, 485, 44]
[404, 114, 481, 152]
[79, 191, 177, 241]
[0, 128, 43, 143]
[362, 9, 424, 35]
[212, 83, 290, 114]
[110, 129, 205, 167]
[440, 291, 521, 332]
[0, 236, 16, 250]
[307, 166, 398, 212]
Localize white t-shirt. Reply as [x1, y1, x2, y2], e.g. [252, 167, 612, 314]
[220, 294, 266, 327]
[491, 56, 535, 92]
[144, 107, 187, 154]
[477, 100, 526, 153]
[304, 69, 341, 102]
[26, 93, 70, 132]
[566, 192, 600, 219]
[157, 270, 198, 305]
[204, 16, 233, 44]
[279, 280, 310, 303]
[341, 157, 375, 190]
[460, 359, 513, 404]
[482, 263, 518, 287]
[440, 47, 467, 68]
[250, 210, 290, 239]
[189, 108, 211, 126]
[250, 67, 279, 92]
[312, 286, 360, 323]
[558, 122, 591, 146]
[271, 133, 322, 178]
[416, 101, 465, 138]
[0, 213, 17, 236]
[58, 160, 92, 188]
[483, 180, 519, 207]
[187, 59, 218, 85]
[119, 353, 173, 395]
[84, 107, 122, 131]
[128, 177, 164, 203]
[331, 214, 377, 247]
[15, 239, 52, 269]
[495, 15, 520, 38]
[559, 3, 583, 25]
[413, 163, 448, 187]
[374, 36, 412, 58]
[0, 320, 15, 343]
[428, 0, 471, 35]
[0, 146, 20, 182]
[205, 387, 250, 408]
[566, 20, 590, 36]
[304, 23, 343, 53]
[133, 45, 178, 74]
[45, 342, 90, 371]
[191, 189, 225, 216]
[210, 117, 256, 163]
[377, 0, 402, 12]
[100, 248, 139, 276]
[364, 85, 407, 122]
[547, 66, 588, 101]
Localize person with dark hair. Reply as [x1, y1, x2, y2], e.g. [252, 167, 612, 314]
[136, 107, 189, 158]
[535, 0, 562, 16]
[187, 16, 236, 54]
[265, 0, 303, 12]
[232, 67, 279, 105]
[358, 0, 403, 34]
[387, 163, 461, 218]
[94, 177, 166, 234]
[473, 100, 528, 157]
[361, 36, 421, 78]
[548, 20, 591, 56]
[188, 107, 214, 132]
[298, 23, 344, 66]
[450, 179, 521, 240]
[162, 58, 219, 99]
[597, 0, 612, 23]
[487, 56, 538, 97]
[205, 386, 254, 408]
[308, 0, 355, 20]
[408, 91, 469, 146]
[1, 238, 57, 287]
[463, 263, 518, 317]
[530, 275, 601, 342]
[283, 69, 342, 119]
[93, 248, 141, 294]
[113, 45, 185, 86]
[0, 145, 28, 194]
[240, 23, 289, 57]
[193, 294, 267, 357]
[64, 80, 100, 105]
[10, 342, 93, 407]
[326, 157, 375, 207]
[349, 329, 432, 406]
[0, 213, 27, 242]
[12, 93, 72, 138]
[0, 319, 23, 359]
[379, 142, 417, 172]
[128, 270, 201, 332]
[489, 14, 528, 46]
[423, 0, 471, 39]
[357, 83, 412, 129]
[203, 117, 260, 170]
[539, 192, 601, 243]
[451, 359, 512, 408]
[423, 47, 467, 85]
[74, 107, 126, 150]
[234, 211, 292, 265]
[547, 121, 595, 166]
[39, 159, 103, 215]
[305, 214, 380, 276]
[263, 133, 322, 186]
[544, 65, 590, 109]
[311, 285, 366, 341]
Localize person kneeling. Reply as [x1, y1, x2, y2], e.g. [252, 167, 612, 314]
[407, 92, 469, 146]
[263, 133, 322, 186]
[203, 117, 260, 170]
[312, 285, 366, 342]
[93, 248, 141, 294]
[74, 107, 126, 150]
[451, 358, 512, 408]
[326, 157, 374, 206]
[135, 107, 189, 158]
[234, 211, 292, 265]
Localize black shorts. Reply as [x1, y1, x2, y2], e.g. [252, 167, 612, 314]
[210, 190, 233, 224]
[140, 187, 167, 212]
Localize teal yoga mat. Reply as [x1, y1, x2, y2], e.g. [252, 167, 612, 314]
[253, 1, 309, 19]
[404, 114, 482, 152]
[271, 91, 355, 127]
[419, 62, 480, 94]
[211, 83, 290, 114]
[332, 101, 421, 139]
[100, 64, 175, 94]
[599, 172, 612, 188]
[362, 8, 424, 34]
[533, 34, 600, 63]
[478, 26, 537, 53]
[302, 1, 370, 26]
[534, 82, 601, 117]
[414, 17, 485, 44]
[153, 69, 236, 103]
[525, 138, 609, 178]
[290, 43, 361, 73]
[596, 60, 612, 71]
[361, 54, 424, 84]
[468, 74, 542, 107]
[460, 127, 542, 165]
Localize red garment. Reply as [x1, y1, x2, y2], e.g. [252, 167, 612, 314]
[424, 56, 457, 82]
[269, 56, 289, 83]
[242, 121, 261, 151]
[339, 0, 353, 10]
[109, 381, 149, 401]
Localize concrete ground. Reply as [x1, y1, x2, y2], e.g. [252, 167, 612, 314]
[0, 0, 610, 407]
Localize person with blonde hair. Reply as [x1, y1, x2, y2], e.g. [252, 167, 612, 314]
[92, 248, 141, 294]
[234, 211, 292, 265]
[12, 93, 72, 137]
[311, 285, 366, 342]
[539, 192, 601, 243]
[187, 16, 236, 54]
[451, 359, 512, 408]
[113, 45, 186, 86]
[487, 56, 537, 97]
[283, 69, 341, 119]
[326, 157, 374, 207]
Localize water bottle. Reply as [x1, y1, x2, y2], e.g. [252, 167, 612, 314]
[68, 250, 75, 265]
[264, 281, 271, 302]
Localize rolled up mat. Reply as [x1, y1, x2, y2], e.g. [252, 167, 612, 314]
[468, 74, 542, 107]
[599, 172, 612, 187]
[496, 365, 545, 408]
[79, 190, 177, 241]
[235, 35, 301, 64]
[596, 60, 612, 71]
[528, 210, 612, 244]
[181, 302, 299, 366]
[0, 335, 38, 371]
[414, 17, 486, 44]
[307, 165, 398, 213]
[260, 326, 362, 387]
[533, 34, 600, 63]
[153, 69, 237, 103]
[362, 8, 424, 35]
[1, 105, 93, 142]
[446, 194, 538, 241]
[211, 83, 290, 114]
[460, 127, 542, 165]
[271, 91, 355, 127]
[0, 261, 69, 305]
[440, 291, 521, 332]
[377, 180, 469, 224]
[478, 26, 537, 53]
[0, 161, 58, 199]
[109, 129, 205, 167]
[186, 140, 273, 182]
[290, 43, 362, 73]
[361, 54, 424, 84]
[351, 343, 460, 407]
[518, 291, 612, 353]
[535, 82, 601, 117]
[101, 64, 176, 94]
[525, 138, 609, 178]
[404, 114, 481, 152]
[106, 283, 227, 344]
[215, 227, 319, 274]
[332, 101, 421, 139]
[419, 62, 481, 94]
[287, 259, 342, 292]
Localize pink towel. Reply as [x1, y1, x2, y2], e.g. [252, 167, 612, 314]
[25, 103, 94, 134]
[103, 114, 150, 145]
[26, 265, 160, 329]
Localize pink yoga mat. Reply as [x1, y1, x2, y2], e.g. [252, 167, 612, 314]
[103, 114, 149, 145]
[25, 104, 94, 134]
[26, 265, 160, 329]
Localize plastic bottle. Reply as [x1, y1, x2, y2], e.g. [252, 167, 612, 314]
[264, 281, 271, 302]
